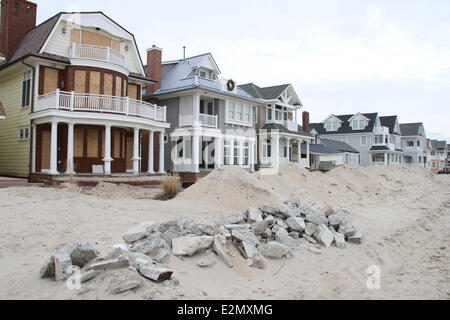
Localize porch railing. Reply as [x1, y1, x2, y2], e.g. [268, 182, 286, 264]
[179, 113, 218, 128]
[35, 89, 166, 122]
[69, 43, 126, 67]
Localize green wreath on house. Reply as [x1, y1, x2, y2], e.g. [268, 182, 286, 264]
[226, 79, 235, 92]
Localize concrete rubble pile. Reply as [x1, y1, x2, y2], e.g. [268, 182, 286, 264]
[39, 199, 363, 295]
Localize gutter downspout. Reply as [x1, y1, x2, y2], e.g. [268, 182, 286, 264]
[21, 59, 35, 182]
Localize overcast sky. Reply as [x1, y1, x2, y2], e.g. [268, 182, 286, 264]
[35, 0, 450, 142]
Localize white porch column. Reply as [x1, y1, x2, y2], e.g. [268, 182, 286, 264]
[297, 139, 301, 164]
[272, 132, 280, 168]
[103, 125, 112, 175]
[286, 138, 291, 162]
[384, 153, 388, 165]
[158, 131, 165, 174]
[31, 123, 36, 173]
[67, 123, 75, 174]
[132, 128, 141, 174]
[193, 133, 200, 173]
[306, 140, 310, 168]
[239, 140, 244, 167]
[214, 136, 223, 169]
[50, 121, 58, 175]
[193, 92, 200, 126]
[147, 131, 155, 174]
[249, 140, 255, 172]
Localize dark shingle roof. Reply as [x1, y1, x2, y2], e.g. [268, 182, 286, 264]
[8, 13, 62, 63]
[262, 123, 311, 138]
[301, 143, 342, 155]
[370, 146, 390, 151]
[239, 83, 292, 101]
[399, 123, 423, 137]
[310, 113, 379, 135]
[320, 139, 359, 154]
[431, 140, 447, 149]
[380, 116, 398, 134]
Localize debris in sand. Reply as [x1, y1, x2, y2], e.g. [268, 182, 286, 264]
[197, 257, 217, 268]
[171, 236, 214, 256]
[123, 221, 159, 244]
[347, 228, 364, 244]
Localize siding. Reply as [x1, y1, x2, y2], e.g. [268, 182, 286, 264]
[0, 72, 31, 177]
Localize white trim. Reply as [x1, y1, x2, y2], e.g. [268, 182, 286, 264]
[323, 114, 343, 124]
[348, 112, 370, 123]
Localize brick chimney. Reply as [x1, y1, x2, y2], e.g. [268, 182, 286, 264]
[302, 111, 310, 133]
[0, 0, 37, 60]
[145, 45, 162, 95]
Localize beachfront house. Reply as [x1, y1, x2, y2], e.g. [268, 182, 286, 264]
[143, 48, 263, 183]
[430, 140, 448, 173]
[320, 138, 360, 166]
[0, 1, 169, 184]
[238, 83, 313, 170]
[399, 123, 431, 169]
[310, 112, 405, 167]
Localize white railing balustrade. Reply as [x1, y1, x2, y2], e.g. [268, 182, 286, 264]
[69, 43, 126, 67]
[35, 90, 166, 122]
[179, 113, 218, 128]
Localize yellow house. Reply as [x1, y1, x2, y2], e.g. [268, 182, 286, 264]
[0, 0, 169, 184]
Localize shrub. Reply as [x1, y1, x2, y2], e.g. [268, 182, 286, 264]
[160, 176, 179, 200]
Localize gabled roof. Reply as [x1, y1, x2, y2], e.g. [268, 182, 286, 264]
[261, 123, 311, 138]
[310, 112, 379, 135]
[239, 83, 290, 100]
[147, 53, 262, 104]
[400, 123, 424, 137]
[320, 139, 359, 154]
[380, 116, 399, 134]
[301, 143, 342, 155]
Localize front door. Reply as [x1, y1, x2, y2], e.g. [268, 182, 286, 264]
[57, 124, 68, 173]
[200, 139, 215, 170]
[111, 127, 127, 173]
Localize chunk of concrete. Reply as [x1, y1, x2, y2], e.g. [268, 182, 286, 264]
[160, 228, 180, 248]
[78, 269, 99, 283]
[231, 229, 260, 247]
[262, 228, 272, 239]
[260, 241, 290, 259]
[87, 258, 129, 271]
[314, 223, 334, 248]
[110, 278, 141, 294]
[123, 221, 158, 244]
[149, 248, 171, 263]
[139, 263, 173, 282]
[304, 222, 317, 237]
[70, 242, 99, 267]
[198, 222, 221, 236]
[251, 219, 272, 235]
[183, 219, 203, 236]
[159, 218, 184, 233]
[286, 217, 306, 232]
[212, 234, 233, 268]
[219, 225, 231, 239]
[305, 209, 328, 225]
[247, 207, 263, 222]
[332, 230, 346, 249]
[338, 222, 357, 237]
[54, 247, 73, 281]
[260, 204, 280, 215]
[328, 211, 351, 229]
[347, 228, 363, 244]
[132, 237, 169, 255]
[303, 234, 318, 244]
[242, 242, 264, 269]
[171, 236, 214, 256]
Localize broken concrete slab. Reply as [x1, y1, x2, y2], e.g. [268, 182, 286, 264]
[262, 228, 272, 239]
[77, 269, 99, 283]
[338, 222, 357, 238]
[304, 222, 317, 237]
[198, 222, 221, 236]
[347, 228, 364, 244]
[224, 224, 250, 230]
[159, 218, 184, 234]
[171, 236, 214, 256]
[219, 225, 231, 239]
[87, 258, 129, 271]
[303, 234, 318, 244]
[54, 247, 73, 281]
[304, 209, 328, 225]
[328, 211, 351, 229]
[70, 242, 99, 268]
[110, 278, 141, 294]
[139, 263, 173, 282]
[182, 219, 203, 236]
[123, 221, 158, 244]
[231, 229, 260, 247]
[286, 217, 306, 232]
[260, 204, 280, 215]
[314, 223, 334, 248]
[332, 230, 346, 249]
[247, 207, 263, 222]
[260, 241, 290, 259]
[242, 242, 264, 269]
[251, 219, 272, 235]
[212, 234, 233, 268]
[132, 237, 170, 255]
[160, 228, 180, 248]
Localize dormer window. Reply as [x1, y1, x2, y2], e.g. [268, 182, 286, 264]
[325, 121, 338, 131]
[351, 119, 366, 130]
[200, 70, 206, 78]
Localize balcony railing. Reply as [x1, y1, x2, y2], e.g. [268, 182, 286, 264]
[179, 113, 218, 128]
[268, 119, 298, 132]
[69, 43, 126, 67]
[35, 90, 166, 122]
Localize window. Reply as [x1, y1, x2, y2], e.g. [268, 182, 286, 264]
[267, 108, 272, 121]
[417, 140, 420, 147]
[237, 103, 243, 121]
[243, 142, 249, 166]
[199, 70, 206, 78]
[226, 101, 252, 125]
[233, 141, 239, 165]
[361, 136, 367, 146]
[263, 139, 271, 158]
[22, 71, 32, 107]
[253, 106, 258, 124]
[228, 102, 235, 120]
[224, 140, 233, 165]
[19, 127, 30, 141]
[407, 141, 414, 147]
[245, 105, 251, 123]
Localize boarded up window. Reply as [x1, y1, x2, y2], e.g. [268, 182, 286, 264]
[128, 84, 138, 100]
[87, 128, 99, 157]
[74, 70, 86, 93]
[43, 67, 59, 94]
[81, 30, 111, 48]
[115, 76, 122, 97]
[111, 40, 120, 52]
[71, 29, 81, 44]
[41, 130, 51, 170]
[89, 71, 101, 94]
[104, 73, 113, 96]
[74, 127, 84, 157]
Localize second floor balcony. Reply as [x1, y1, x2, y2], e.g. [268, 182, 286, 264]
[179, 113, 218, 128]
[267, 119, 298, 132]
[69, 43, 126, 68]
[35, 89, 166, 123]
